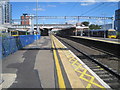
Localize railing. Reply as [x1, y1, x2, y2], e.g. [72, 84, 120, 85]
[0, 35, 40, 59]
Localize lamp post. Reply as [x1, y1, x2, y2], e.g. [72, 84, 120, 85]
[36, 0, 40, 35]
[103, 13, 106, 38]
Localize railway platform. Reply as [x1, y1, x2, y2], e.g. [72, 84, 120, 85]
[69, 36, 120, 57]
[71, 36, 120, 44]
[1, 35, 111, 89]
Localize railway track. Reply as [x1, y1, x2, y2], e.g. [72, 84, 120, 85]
[56, 36, 120, 90]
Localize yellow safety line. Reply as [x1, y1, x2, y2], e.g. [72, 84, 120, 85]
[51, 36, 66, 89]
[52, 35, 106, 89]
[73, 36, 120, 44]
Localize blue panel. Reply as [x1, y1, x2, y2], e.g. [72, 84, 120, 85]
[2, 35, 41, 58]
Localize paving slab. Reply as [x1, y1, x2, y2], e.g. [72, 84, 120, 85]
[1, 36, 55, 89]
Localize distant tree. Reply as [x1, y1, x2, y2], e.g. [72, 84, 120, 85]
[89, 24, 101, 30]
[81, 21, 89, 26]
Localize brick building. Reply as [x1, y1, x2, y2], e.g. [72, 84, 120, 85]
[21, 14, 30, 25]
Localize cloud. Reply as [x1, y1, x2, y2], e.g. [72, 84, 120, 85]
[105, 0, 119, 1]
[83, 0, 96, 2]
[90, 20, 111, 25]
[80, 3, 90, 6]
[32, 4, 56, 12]
[86, 0, 117, 1]
[80, 2, 95, 6]
[97, 20, 104, 24]
[47, 5, 56, 7]
[59, 2, 67, 4]
[33, 8, 45, 11]
[67, 20, 77, 24]
[10, 0, 120, 2]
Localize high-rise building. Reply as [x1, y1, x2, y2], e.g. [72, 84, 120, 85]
[0, 5, 2, 24]
[115, 2, 120, 32]
[118, 1, 120, 9]
[0, 0, 12, 24]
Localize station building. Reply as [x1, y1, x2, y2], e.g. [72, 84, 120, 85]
[115, 2, 120, 32]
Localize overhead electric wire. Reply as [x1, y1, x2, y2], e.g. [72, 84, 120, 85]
[65, 2, 106, 23]
[85, 3, 110, 16]
[65, 1, 80, 24]
[79, 3, 105, 16]
[65, 2, 79, 16]
[64, 2, 113, 24]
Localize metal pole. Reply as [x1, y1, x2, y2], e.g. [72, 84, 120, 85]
[31, 15, 34, 35]
[78, 16, 79, 22]
[65, 16, 67, 24]
[75, 29, 77, 36]
[112, 15, 115, 29]
[103, 13, 106, 38]
[36, 0, 40, 35]
[81, 30, 83, 36]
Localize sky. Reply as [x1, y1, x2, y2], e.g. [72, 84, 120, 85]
[10, 2, 118, 25]
[10, 0, 119, 2]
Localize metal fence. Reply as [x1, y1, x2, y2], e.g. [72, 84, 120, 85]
[0, 35, 40, 59]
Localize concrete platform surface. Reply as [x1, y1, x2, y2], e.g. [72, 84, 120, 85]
[0, 35, 111, 89]
[1, 36, 55, 89]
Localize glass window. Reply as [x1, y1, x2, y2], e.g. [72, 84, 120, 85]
[11, 31, 17, 35]
[108, 31, 116, 35]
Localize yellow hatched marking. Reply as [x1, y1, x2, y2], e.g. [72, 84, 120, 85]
[67, 54, 74, 58]
[66, 53, 72, 57]
[52, 35, 105, 89]
[68, 57, 76, 61]
[71, 60, 78, 65]
[73, 61, 104, 88]
[86, 84, 92, 88]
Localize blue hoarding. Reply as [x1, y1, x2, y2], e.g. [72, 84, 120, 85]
[0, 35, 40, 59]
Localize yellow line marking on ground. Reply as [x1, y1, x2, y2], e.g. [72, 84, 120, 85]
[68, 57, 76, 61]
[51, 36, 66, 89]
[71, 60, 78, 65]
[52, 36, 106, 88]
[70, 56, 105, 88]
[72, 36, 120, 44]
[52, 36, 85, 88]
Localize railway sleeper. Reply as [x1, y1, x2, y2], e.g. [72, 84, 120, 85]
[91, 68, 104, 71]
[95, 71, 108, 74]
[108, 82, 120, 89]
[102, 78, 119, 83]
[99, 74, 113, 78]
